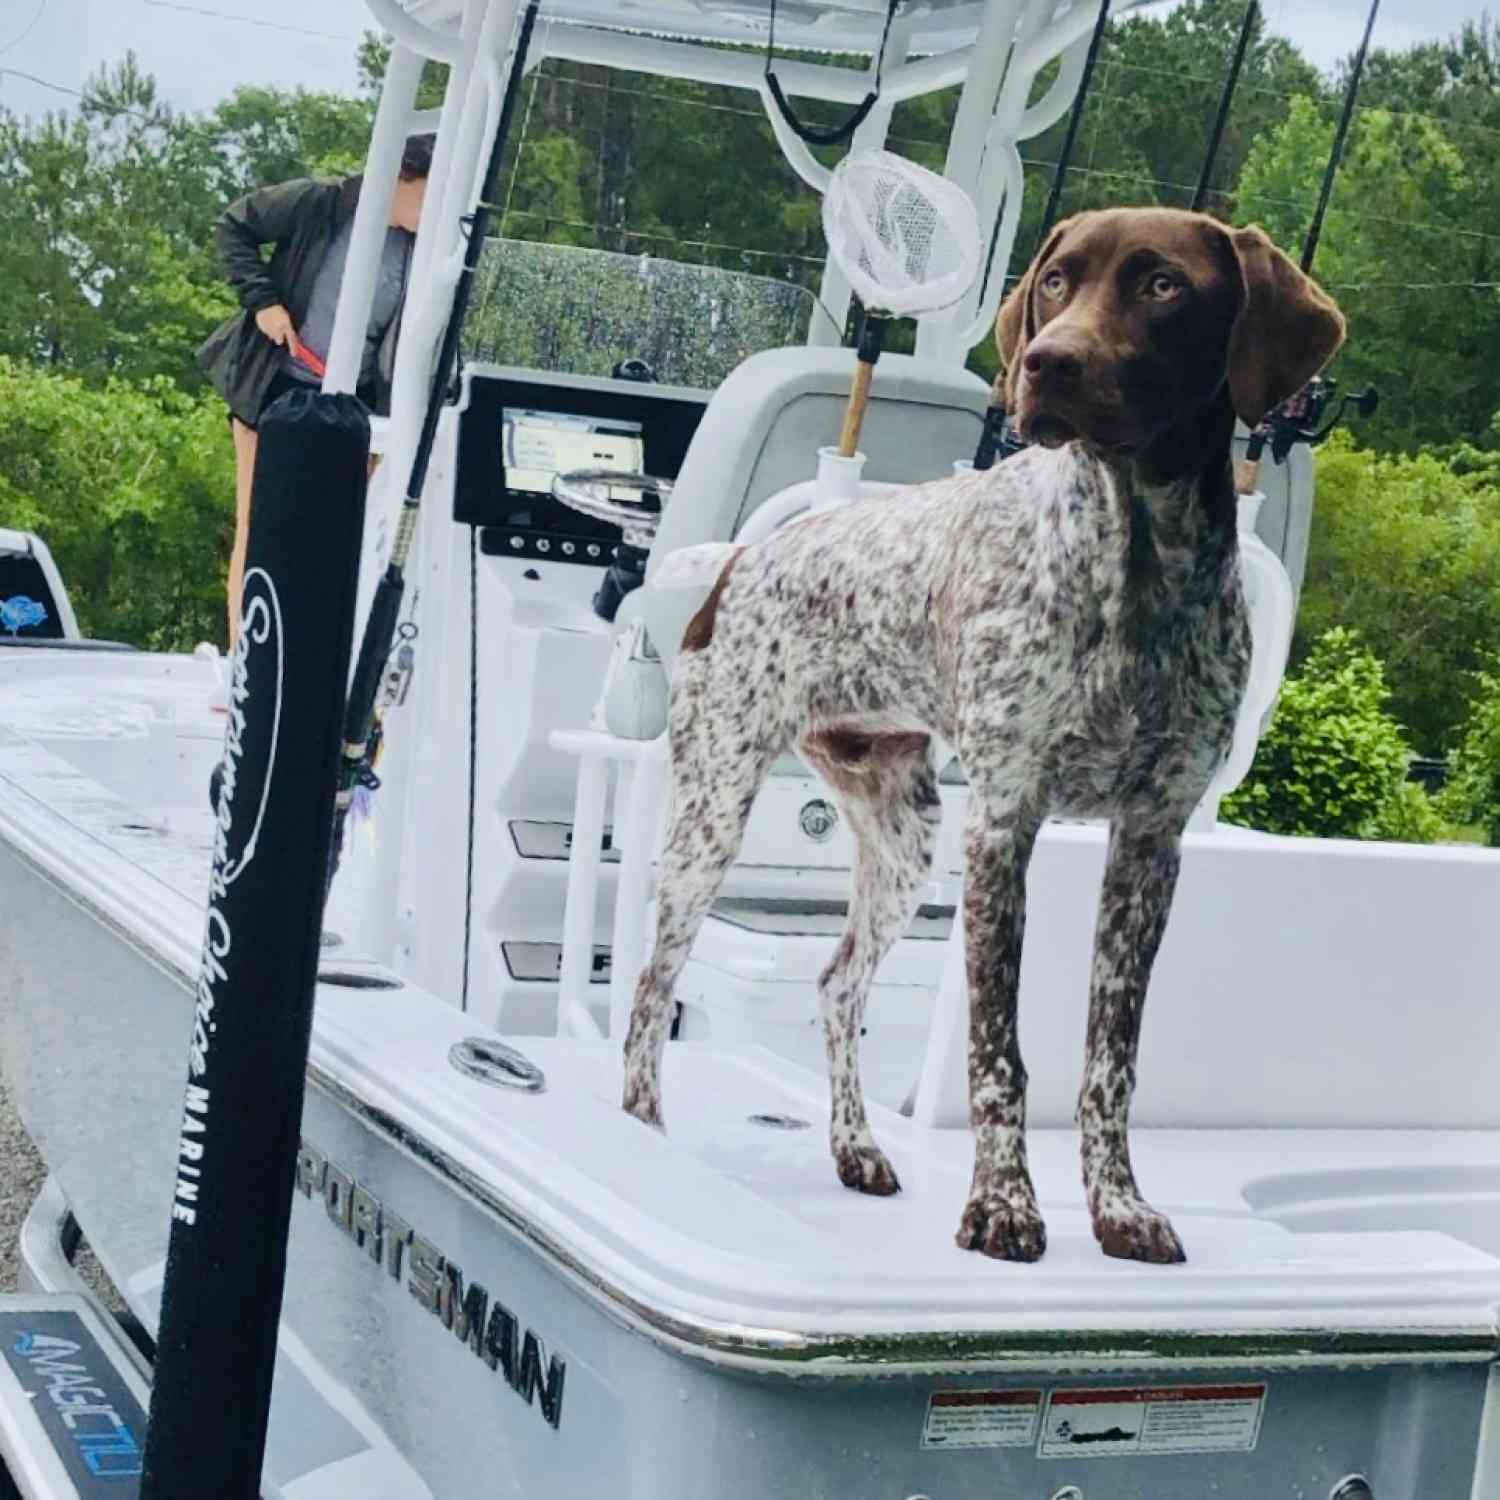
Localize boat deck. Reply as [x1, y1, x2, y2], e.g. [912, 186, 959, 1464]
[1, 648, 1499, 1372]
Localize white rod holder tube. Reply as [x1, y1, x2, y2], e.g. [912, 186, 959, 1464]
[363, 0, 464, 63]
[940, 0, 1022, 198]
[541, 24, 870, 103]
[810, 445, 866, 513]
[758, 84, 831, 194]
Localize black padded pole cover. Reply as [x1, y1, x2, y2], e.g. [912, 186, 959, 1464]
[140, 388, 369, 1500]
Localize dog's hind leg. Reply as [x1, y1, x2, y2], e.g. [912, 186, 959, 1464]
[1078, 814, 1188, 1264]
[801, 730, 941, 1197]
[620, 664, 782, 1131]
[954, 782, 1048, 1262]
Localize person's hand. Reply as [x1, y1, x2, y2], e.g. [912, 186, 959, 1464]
[254, 304, 294, 346]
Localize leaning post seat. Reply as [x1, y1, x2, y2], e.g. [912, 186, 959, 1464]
[556, 348, 989, 1042]
[639, 347, 992, 681]
[634, 353, 1317, 681]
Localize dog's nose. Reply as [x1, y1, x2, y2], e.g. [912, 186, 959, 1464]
[1023, 341, 1085, 387]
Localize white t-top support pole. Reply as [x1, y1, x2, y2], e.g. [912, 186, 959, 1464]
[323, 43, 424, 398]
[353, 0, 517, 645]
[919, 0, 1119, 365]
[379, 0, 519, 497]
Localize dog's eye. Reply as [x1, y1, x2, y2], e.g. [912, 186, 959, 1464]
[1146, 272, 1181, 300]
[1038, 269, 1068, 300]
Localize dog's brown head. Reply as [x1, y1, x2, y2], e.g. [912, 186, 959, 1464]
[996, 209, 1344, 462]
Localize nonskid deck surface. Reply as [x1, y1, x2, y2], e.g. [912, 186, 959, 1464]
[0, 655, 373, 956]
[312, 984, 1500, 1358]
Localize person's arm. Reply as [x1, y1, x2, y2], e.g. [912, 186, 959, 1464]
[215, 177, 324, 326]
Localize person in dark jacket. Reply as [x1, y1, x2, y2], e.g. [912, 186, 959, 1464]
[198, 133, 434, 644]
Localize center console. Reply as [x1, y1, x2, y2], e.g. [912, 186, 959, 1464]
[455, 365, 709, 566]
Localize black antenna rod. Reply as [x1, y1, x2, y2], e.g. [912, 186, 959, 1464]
[1191, 0, 1258, 212]
[1034, 0, 1114, 248]
[1301, 0, 1380, 272]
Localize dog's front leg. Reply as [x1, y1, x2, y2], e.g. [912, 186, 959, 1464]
[1078, 815, 1187, 1264]
[955, 795, 1046, 1262]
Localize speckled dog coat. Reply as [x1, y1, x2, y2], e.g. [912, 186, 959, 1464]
[622, 209, 1344, 1263]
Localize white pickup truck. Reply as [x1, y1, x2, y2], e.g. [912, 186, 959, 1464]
[0, 528, 79, 645]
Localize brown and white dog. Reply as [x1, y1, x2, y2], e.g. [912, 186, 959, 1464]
[622, 209, 1343, 1263]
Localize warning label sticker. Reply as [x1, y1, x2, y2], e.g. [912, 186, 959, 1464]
[1039, 1383, 1267, 1459]
[921, 1389, 1044, 1449]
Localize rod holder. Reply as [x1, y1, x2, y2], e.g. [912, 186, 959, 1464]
[139, 390, 370, 1500]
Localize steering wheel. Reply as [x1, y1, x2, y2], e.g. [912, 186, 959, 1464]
[551, 469, 673, 550]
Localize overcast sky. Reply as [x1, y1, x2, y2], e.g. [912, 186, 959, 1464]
[0, 0, 1487, 125]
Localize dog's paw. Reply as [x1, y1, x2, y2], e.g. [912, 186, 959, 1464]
[1093, 1203, 1185, 1265]
[834, 1142, 901, 1196]
[955, 1196, 1047, 1262]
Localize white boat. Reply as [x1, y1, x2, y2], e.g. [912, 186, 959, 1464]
[1, 0, 1498, 1495]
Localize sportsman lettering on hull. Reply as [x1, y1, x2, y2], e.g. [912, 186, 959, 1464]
[295, 1139, 566, 1429]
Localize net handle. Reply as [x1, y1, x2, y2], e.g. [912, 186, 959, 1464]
[765, 0, 902, 149]
[836, 313, 887, 457]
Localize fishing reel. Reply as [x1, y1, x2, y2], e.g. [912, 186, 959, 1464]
[1256, 375, 1379, 465]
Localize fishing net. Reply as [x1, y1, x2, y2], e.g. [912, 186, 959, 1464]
[821, 149, 981, 319]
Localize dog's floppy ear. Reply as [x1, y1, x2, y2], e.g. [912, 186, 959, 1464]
[1227, 223, 1345, 428]
[995, 218, 1074, 409]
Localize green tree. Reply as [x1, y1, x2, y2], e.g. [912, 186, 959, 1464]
[0, 56, 233, 384]
[1296, 433, 1500, 751]
[357, 31, 450, 111]
[1437, 657, 1500, 845]
[1087, 0, 1324, 213]
[0, 55, 379, 390]
[1220, 627, 1442, 840]
[1238, 92, 1498, 453]
[180, 85, 376, 202]
[0, 358, 229, 648]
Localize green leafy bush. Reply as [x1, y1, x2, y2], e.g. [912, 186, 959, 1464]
[0, 357, 231, 649]
[1221, 627, 1448, 842]
[1437, 658, 1500, 846]
[1299, 432, 1500, 754]
[1373, 779, 1453, 845]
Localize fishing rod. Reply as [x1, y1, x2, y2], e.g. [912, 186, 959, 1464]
[1237, 0, 1381, 493]
[1192, 0, 1258, 213]
[1035, 0, 1116, 252]
[978, 0, 1258, 467]
[974, 0, 1112, 468]
[327, 0, 540, 894]
[1303, 0, 1381, 275]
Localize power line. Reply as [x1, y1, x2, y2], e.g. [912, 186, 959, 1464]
[139, 0, 357, 43]
[1019, 157, 1500, 251]
[0, 0, 49, 59]
[1092, 48, 1500, 151]
[0, 65, 167, 124]
[499, 208, 828, 268]
[1334, 280, 1500, 291]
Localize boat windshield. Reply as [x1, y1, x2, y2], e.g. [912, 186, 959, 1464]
[462, 237, 825, 388]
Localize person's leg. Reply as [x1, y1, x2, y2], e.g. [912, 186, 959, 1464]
[228, 417, 258, 648]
